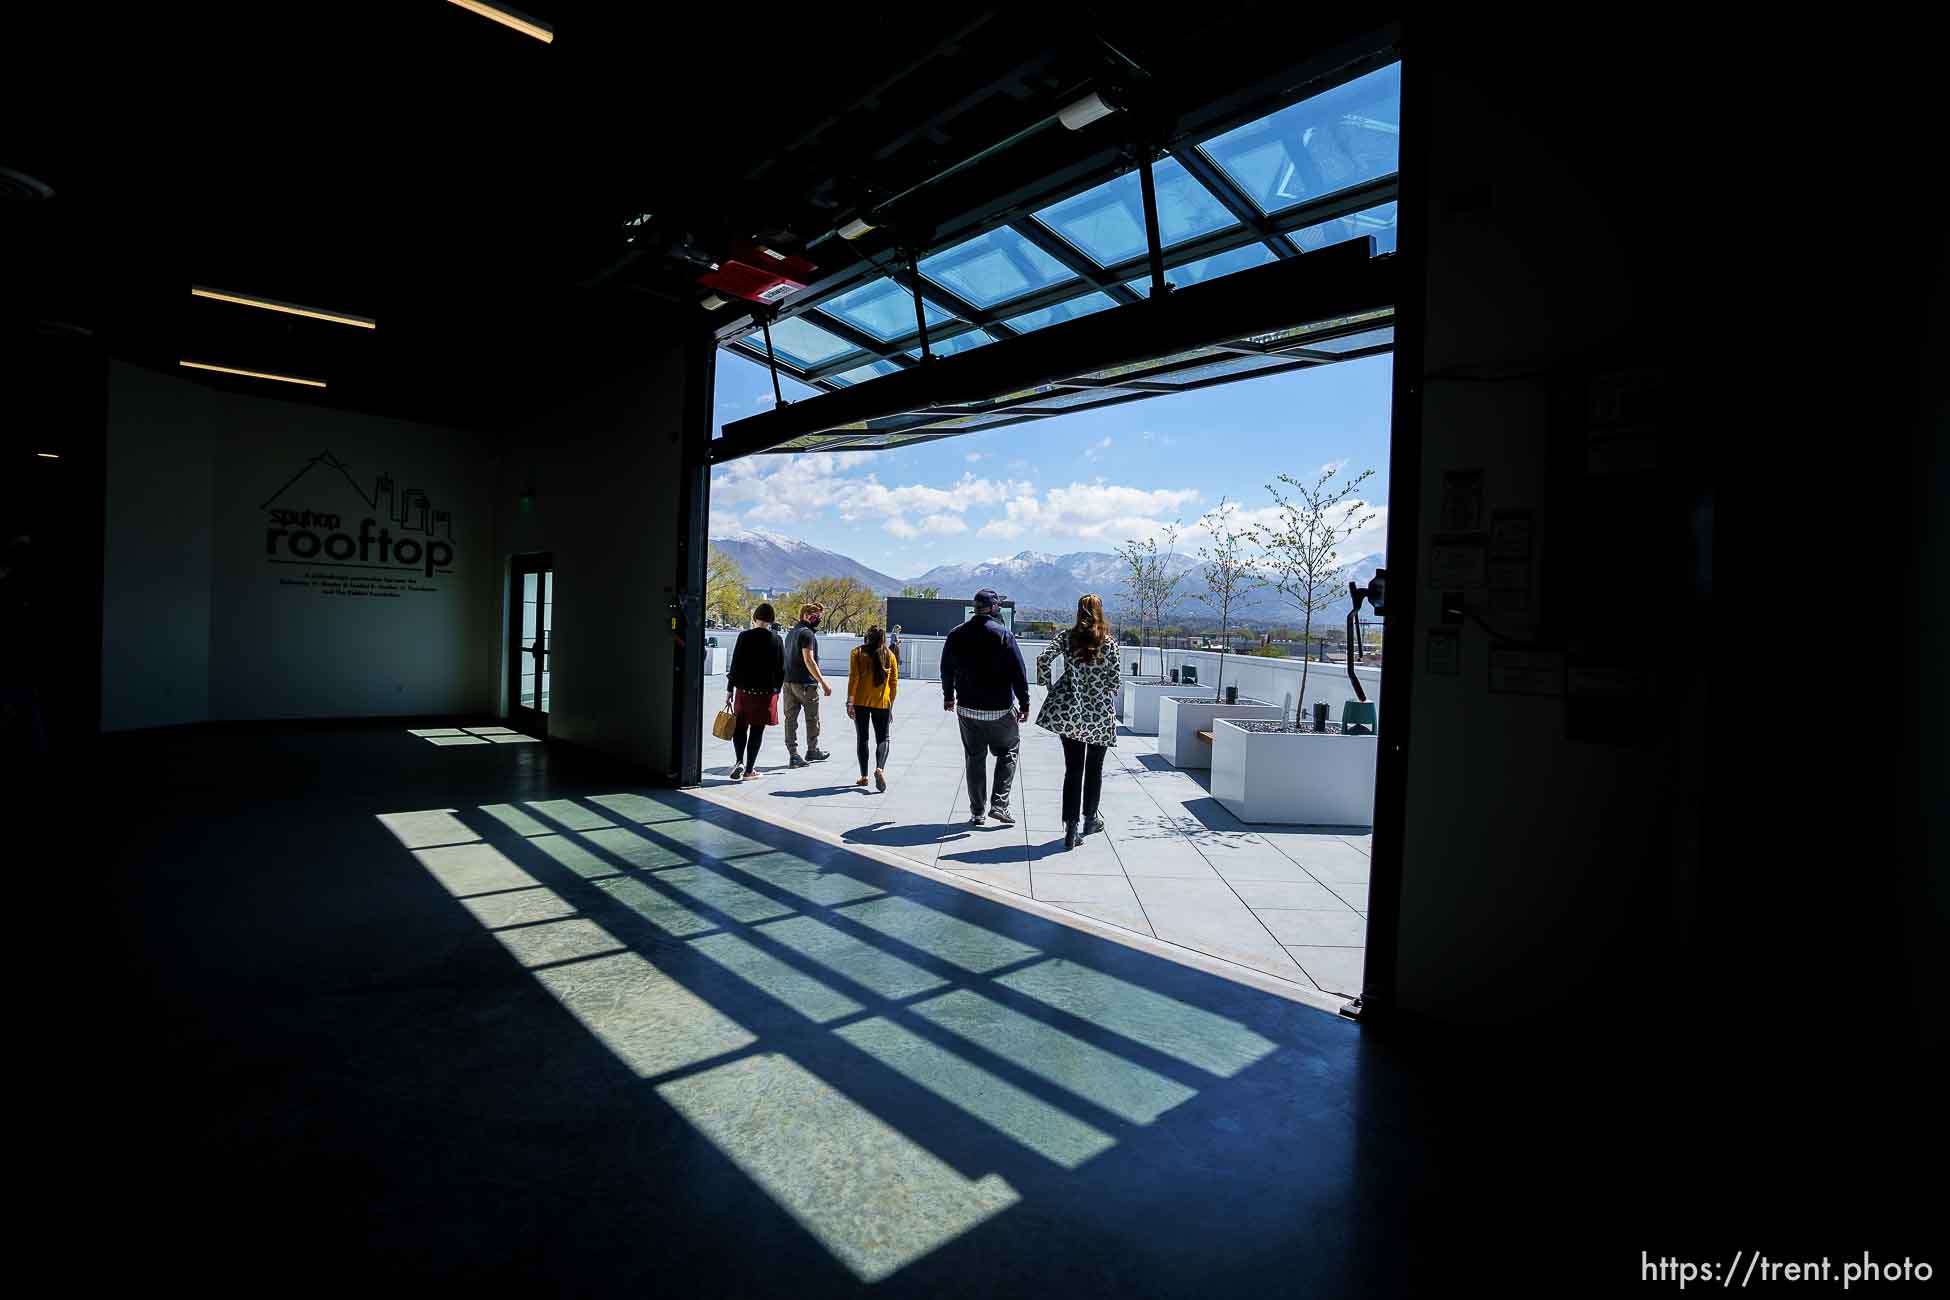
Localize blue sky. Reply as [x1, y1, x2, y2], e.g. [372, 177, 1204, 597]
[710, 349, 1393, 580]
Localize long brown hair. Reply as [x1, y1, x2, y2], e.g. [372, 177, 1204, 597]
[1069, 594, 1109, 663]
[862, 625, 890, 686]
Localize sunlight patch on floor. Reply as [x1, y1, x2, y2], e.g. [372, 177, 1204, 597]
[378, 792, 1298, 1285]
[656, 1052, 1020, 1282]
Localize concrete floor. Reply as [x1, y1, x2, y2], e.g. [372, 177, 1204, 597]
[701, 680, 1372, 1000]
[46, 722, 1938, 1296]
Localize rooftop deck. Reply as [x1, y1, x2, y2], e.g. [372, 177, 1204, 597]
[701, 678, 1370, 998]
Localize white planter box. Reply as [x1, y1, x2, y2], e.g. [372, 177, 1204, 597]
[1120, 680, 1193, 734]
[706, 646, 727, 675]
[1157, 696, 1282, 769]
[1210, 720, 1378, 826]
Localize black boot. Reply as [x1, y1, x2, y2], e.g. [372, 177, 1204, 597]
[1083, 811, 1106, 837]
[1064, 821, 1079, 850]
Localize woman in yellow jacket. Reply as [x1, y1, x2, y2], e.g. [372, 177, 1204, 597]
[846, 625, 898, 791]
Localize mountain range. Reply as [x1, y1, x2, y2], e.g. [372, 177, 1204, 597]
[710, 528, 1385, 626]
[709, 528, 905, 593]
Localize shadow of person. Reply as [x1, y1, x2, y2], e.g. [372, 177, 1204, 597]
[939, 839, 1073, 866]
[841, 820, 969, 849]
[766, 785, 869, 799]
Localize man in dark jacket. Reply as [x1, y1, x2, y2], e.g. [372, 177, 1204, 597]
[941, 589, 1029, 826]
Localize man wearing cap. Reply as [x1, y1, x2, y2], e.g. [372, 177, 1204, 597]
[940, 589, 1029, 826]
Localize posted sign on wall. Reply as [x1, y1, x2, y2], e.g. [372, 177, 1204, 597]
[259, 450, 457, 597]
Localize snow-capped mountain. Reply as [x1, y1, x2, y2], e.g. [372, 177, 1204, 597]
[708, 528, 904, 593]
[906, 550, 1201, 613]
[911, 549, 1387, 622]
[709, 532, 1385, 626]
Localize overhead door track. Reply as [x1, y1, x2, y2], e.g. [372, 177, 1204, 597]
[712, 238, 1394, 464]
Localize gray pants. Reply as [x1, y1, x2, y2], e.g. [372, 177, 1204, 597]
[782, 682, 822, 755]
[958, 713, 1020, 815]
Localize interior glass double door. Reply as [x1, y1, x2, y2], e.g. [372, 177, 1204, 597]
[509, 556, 552, 735]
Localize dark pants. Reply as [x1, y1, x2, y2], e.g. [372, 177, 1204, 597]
[734, 722, 765, 768]
[1060, 736, 1107, 824]
[957, 713, 1019, 815]
[853, 706, 890, 776]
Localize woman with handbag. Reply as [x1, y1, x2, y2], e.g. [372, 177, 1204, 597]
[1035, 593, 1120, 849]
[724, 602, 785, 781]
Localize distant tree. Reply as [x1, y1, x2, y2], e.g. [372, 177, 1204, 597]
[704, 546, 752, 626]
[1254, 466, 1376, 726]
[1113, 538, 1152, 655]
[1114, 520, 1186, 673]
[897, 583, 941, 600]
[790, 574, 882, 633]
[1144, 522, 1188, 648]
[1192, 497, 1263, 700]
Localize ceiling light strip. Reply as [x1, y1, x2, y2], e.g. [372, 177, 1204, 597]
[179, 360, 327, 389]
[445, 0, 554, 42]
[190, 286, 376, 329]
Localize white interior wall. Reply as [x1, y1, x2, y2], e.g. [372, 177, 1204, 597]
[101, 368, 213, 730]
[101, 362, 499, 728]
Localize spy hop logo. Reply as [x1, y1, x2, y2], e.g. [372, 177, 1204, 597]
[260, 450, 455, 577]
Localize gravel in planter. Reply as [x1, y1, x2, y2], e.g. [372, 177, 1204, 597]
[1166, 694, 1270, 703]
[1233, 720, 1359, 734]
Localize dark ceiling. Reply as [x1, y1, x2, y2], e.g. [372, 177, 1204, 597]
[4, 3, 1393, 431]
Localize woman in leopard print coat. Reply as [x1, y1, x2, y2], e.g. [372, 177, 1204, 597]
[1035, 593, 1120, 849]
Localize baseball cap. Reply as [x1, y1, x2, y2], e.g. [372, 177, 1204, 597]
[973, 588, 1001, 609]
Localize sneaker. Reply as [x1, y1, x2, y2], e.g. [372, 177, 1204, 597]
[743, 768, 764, 780]
[728, 765, 744, 781]
[988, 806, 1015, 826]
[874, 769, 887, 793]
[789, 755, 809, 769]
[1084, 812, 1106, 836]
[806, 748, 831, 762]
[969, 813, 986, 826]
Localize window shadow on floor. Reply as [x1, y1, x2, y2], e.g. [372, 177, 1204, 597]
[92, 724, 1444, 1296]
[373, 781, 1415, 1292]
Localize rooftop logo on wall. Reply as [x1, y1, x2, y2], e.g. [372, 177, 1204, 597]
[260, 450, 455, 599]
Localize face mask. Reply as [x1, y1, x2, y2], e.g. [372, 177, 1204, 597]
[806, 615, 821, 628]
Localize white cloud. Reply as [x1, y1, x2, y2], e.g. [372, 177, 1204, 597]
[1319, 457, 1350, 477]
[1083, 435, 1114, 461]
[1178, 499, 1391, 564]
[879, 514, 966, 541]
[710, 451, 1030, 539]
[977, 480, 1203, 544]
[965, 451, 987, 463]
[981, 518, 1028, 541]
[708, 449, 1388, 565]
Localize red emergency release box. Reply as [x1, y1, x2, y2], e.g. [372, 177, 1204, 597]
[698, 242, 817, 305]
